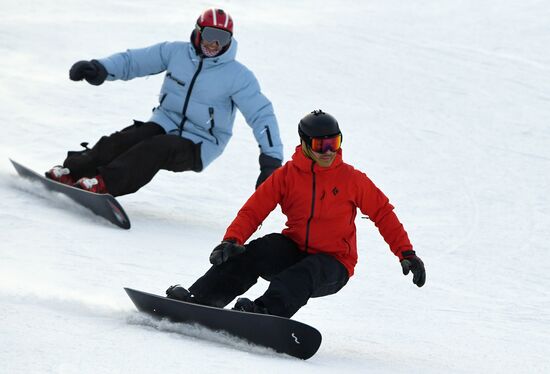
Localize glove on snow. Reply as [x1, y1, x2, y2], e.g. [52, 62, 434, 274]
[69, 60, 108, 86]
[255, 153, 282, 189]
[400, 250, 426, 287]
[209, 240, 246, 266]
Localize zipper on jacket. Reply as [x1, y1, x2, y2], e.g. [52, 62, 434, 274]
[178, 59, 204, 136]
[208, 107, 219, 145]
[166, 72, 187, 86]
[264, 126, 274, 147]
[304, 161, 316, 252]
[154, 93, 168, 113]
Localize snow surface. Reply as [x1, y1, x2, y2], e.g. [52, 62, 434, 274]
[1, 0, 549, 373]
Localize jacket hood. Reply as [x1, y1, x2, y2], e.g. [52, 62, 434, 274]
[291, 145, 344, 173]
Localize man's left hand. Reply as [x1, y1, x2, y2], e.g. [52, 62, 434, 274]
[400, 250, 426, 287]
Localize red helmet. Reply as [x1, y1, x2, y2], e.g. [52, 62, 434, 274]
[197, 8, 233, 33]
[194, 8, 234, 48]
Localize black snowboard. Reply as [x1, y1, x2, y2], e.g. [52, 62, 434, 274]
[10, 159, 130, 229]
[125, 288, 322, 360]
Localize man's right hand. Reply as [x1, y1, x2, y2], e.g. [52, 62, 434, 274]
[255, 153, 282, 189]
[209, 240, 246, 266]
[69, 60, 108, 86]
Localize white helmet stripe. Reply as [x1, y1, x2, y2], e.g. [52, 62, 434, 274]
[224, 13, 229, 28]
[211, 8, 217, 25]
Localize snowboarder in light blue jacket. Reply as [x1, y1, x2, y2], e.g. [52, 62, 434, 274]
[46, 8, 284, 197]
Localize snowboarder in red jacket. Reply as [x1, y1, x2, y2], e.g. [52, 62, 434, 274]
[167, 110, 425, 318]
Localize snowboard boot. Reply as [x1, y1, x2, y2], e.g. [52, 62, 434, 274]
[45, 165, 75, 185]
[166, 285, 197, 303]
[74, 175, 108, 194]
[232, 298, 269, 315]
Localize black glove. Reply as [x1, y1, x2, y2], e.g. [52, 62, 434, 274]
[209, 240, 246, 266]
[400, 250, 426, 287]
[69, 59, 108, 86]
[255, 153, 282, 189]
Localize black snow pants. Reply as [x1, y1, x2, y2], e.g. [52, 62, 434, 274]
[62, 121, 202, 196]
[188, 233, 350, 318]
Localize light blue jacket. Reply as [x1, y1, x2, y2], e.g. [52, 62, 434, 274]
[98, 39, 283, 170]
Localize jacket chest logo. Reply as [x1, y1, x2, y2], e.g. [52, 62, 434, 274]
[319, 187, 339, 201]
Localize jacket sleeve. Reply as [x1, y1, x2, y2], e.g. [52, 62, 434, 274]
[230, 66, 284, 162]
[354, 171, 413, 260]
[223, 165, 285, 244]
[97, 42, 176, 81]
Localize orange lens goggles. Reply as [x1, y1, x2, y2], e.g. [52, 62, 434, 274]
[310, 134, 342, 153]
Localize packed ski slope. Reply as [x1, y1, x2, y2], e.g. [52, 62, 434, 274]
[1, 0, 549, 373]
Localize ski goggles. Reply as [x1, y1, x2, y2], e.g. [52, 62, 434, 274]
[201, 26, 232, 47]
[308, 134, 342, 153]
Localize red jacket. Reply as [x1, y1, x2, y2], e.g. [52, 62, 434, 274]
[224, 146, 413, 276]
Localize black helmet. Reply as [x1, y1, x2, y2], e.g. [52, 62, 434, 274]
[298, 110, 341, 141]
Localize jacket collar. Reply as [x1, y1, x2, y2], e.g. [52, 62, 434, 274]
[291, 145, 344, 173]
[188, 38, 238, 66]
